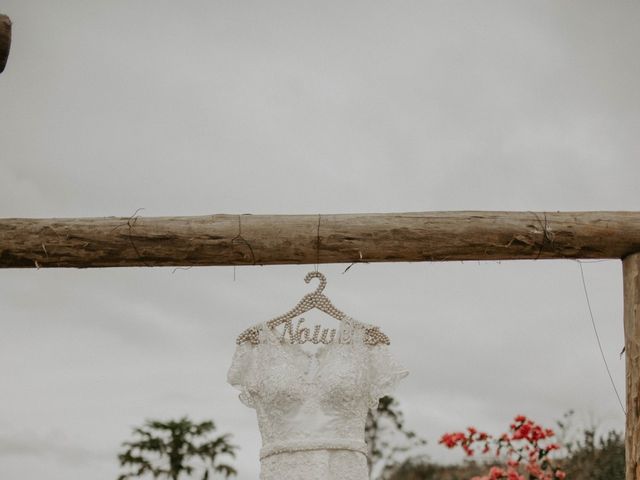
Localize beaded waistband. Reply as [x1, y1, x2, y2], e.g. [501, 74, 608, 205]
[260, 438, 369, 460]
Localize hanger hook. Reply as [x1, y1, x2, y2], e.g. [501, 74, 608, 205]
[304, 271, 326, 296]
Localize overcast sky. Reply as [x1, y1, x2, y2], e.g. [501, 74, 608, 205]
[1, 1, 639, 479]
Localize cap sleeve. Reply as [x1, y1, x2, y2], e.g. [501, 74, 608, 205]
[367, 343, 409, 410]
[226, 341, 257, 409]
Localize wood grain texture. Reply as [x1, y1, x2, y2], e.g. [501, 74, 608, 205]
[0, 14, 11, 74]
[1, 211, 639, 268]
[624, 252, 640, 480]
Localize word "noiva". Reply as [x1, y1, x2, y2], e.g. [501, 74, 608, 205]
[280, 318, 350, 345]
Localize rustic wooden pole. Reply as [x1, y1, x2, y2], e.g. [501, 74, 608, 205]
[0, 14, 11, 74]
[1, 211, 640, 268]
[624, 252, 640, 480]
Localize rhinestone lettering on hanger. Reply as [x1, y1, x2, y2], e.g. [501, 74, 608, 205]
[281, 317, 337, 345]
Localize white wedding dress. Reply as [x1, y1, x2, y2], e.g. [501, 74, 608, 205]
[227, 316, 409, 480]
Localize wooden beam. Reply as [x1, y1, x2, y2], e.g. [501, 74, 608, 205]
[1, 211, 639, 268]
[624, 252, 640, 480]
[0, 14, 11, 74]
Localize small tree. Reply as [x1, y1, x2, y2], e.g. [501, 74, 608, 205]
[117, 416, 238, 480]
[365, 395, 428, 480]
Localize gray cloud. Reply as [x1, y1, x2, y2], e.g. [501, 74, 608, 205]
[0, 427, 112, 464]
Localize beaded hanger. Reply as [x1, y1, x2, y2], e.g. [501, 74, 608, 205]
[235, 271, 390, 346]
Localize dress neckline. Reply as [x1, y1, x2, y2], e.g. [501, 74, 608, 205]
[261, 317, 352, 360]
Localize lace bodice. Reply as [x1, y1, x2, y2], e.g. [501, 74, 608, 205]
[227, 316, 409, 479]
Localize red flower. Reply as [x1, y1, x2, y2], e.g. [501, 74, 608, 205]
[488, 466, 505, 479]
[440, 414, 565, 480]
[438, 431, 468, 448]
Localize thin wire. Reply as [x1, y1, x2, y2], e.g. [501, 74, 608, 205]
[576, 259, 626, 416]
[315, 214, 321, 272]
[234, 216, 239, 281]
[342, 250, 367, 274]
[230, 214, 257, 282]
[233, 215, 241, 282]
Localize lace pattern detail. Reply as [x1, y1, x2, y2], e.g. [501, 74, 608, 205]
[367, 340, 410, 410]
[227, 340, 258, 408]
[227, 316, 409, 479]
